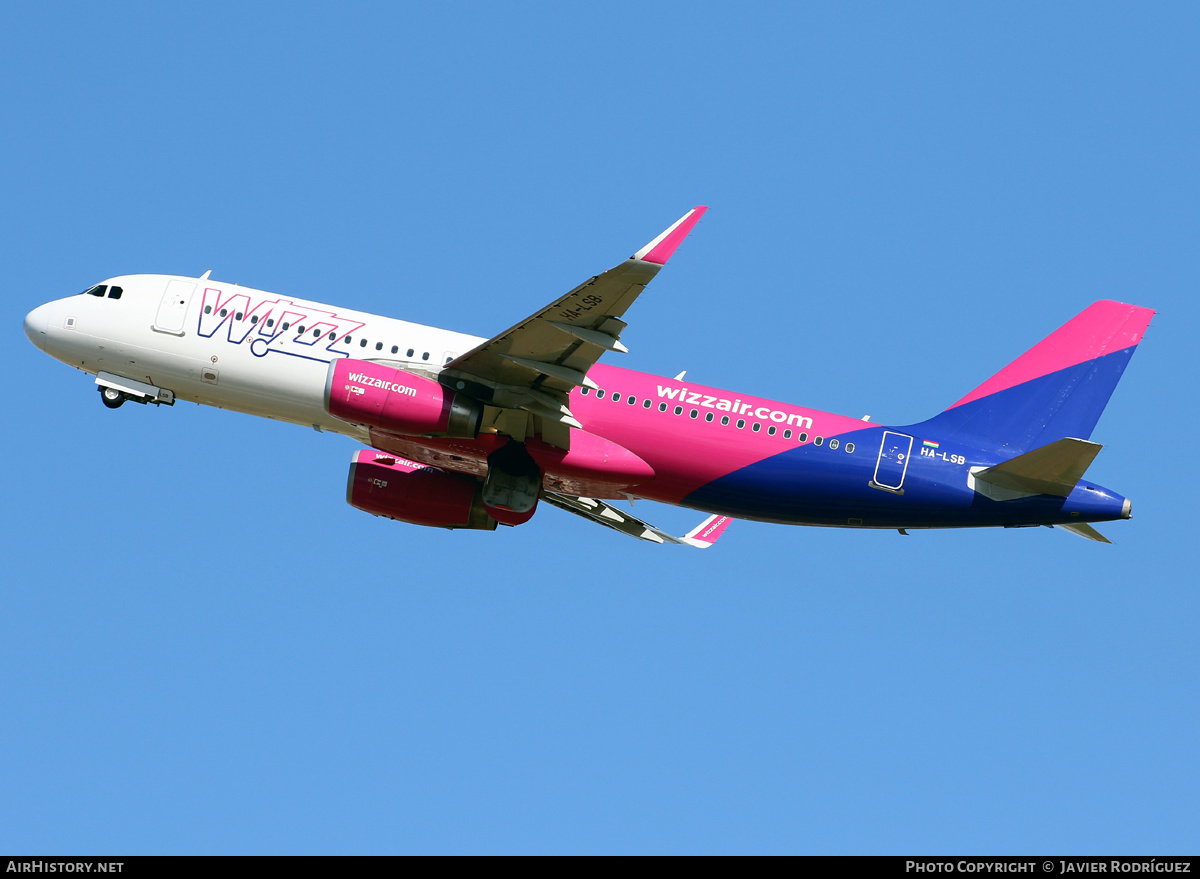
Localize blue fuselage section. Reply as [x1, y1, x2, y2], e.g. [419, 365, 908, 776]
[683, 422, 1128, 529]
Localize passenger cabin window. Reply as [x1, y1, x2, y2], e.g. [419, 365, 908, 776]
[642, 399, 651, 408]
[658, 402, 667, 412]
[580, 387, 590, 395]
[752, 423, 761, 432]
[721, 416, 730, 425]
[376, 342, 383, 350]
[422, 352, 429, 361]
[344, 336, 352, 344]
[407, 348, 414, 357]
[204, 305, 213, 314]
[612, 393, 621, 403]
[705, 412, 714, 422]
[673, 406, 682, 415]
[391, 346, 399, 354]
[360, 338, 368, 347]
[107, 286, 123, 300]
[596, 390, 605, 399]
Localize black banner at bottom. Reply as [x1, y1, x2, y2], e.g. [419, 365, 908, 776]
[0, 856, 1196, 866]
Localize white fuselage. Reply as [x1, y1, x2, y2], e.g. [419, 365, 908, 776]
[26, 273, 482, 435]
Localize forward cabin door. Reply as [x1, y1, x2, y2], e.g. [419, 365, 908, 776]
[872, 431, 914, 492]
[153, 280, 196, 335]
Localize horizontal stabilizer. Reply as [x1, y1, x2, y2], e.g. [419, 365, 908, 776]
[974, 437, 1102, 497]
[1059, 522, 1113, 543]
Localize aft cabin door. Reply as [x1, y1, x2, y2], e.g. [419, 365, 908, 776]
[153, 280, 196, 335]
[873, 431, 914, 492]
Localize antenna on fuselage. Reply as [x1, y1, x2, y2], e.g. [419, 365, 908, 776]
[199, 270, 212, 280]
[674, 370, 687, 381]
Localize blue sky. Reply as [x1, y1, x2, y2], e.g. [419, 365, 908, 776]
[2, 2, 1197, 854]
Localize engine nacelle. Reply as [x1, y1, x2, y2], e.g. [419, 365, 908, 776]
[347, 450, 496, 530]
[325, 358, 481, 438]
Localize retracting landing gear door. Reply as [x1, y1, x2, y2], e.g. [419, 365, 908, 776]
[872, 431, 914, 492]
[153, 279, 196, 335]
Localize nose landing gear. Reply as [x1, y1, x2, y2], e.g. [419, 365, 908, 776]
[94, 373, 175, 407]
[99, 386, 126, 409]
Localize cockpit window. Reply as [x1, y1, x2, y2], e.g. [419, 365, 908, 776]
[82, 285, 107, 297]
[107, 286, 123, 299]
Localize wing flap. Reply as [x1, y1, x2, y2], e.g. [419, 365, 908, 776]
[547, 321, 629, 353]
[501, 354, 598, 389]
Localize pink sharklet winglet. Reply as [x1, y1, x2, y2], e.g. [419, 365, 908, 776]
[681, 513, 733, 548]
[950, 300, 1156, 409]
[634, 206, 708, 265]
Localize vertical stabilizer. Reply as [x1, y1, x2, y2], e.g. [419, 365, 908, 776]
[916, 300, 1154, 454]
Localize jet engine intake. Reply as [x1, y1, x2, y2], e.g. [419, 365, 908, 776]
[326, 359, 481, 438]
[347, 450, 496, 530]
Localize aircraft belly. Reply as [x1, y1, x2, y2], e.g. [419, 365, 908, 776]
[366, 430, 657, 499]
[123, 327, 342, 429]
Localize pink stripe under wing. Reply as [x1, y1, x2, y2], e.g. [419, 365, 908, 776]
[950, 300, 1155, 409]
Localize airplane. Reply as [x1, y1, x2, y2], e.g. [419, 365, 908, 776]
[23, 207, 1154, 546]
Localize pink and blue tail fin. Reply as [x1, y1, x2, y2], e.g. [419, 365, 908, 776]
[916, 300, 1155, 454]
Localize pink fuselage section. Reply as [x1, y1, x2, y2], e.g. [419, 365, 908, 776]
[366, 363, 871, 504]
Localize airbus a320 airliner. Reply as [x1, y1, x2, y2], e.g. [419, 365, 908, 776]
[24, 208, 1154, 545]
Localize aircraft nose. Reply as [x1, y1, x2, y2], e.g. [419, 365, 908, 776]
[24, 303, 50, 352]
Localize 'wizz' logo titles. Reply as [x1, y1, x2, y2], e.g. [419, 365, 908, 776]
[197, 288, 366, 363]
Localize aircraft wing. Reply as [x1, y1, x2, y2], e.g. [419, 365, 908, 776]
[542, 490, 732, 547]
[441, 207, 707, 443]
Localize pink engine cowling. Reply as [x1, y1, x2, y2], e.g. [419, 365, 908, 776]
[347, 450, 496, 530]
[325, 359, 481, 438]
